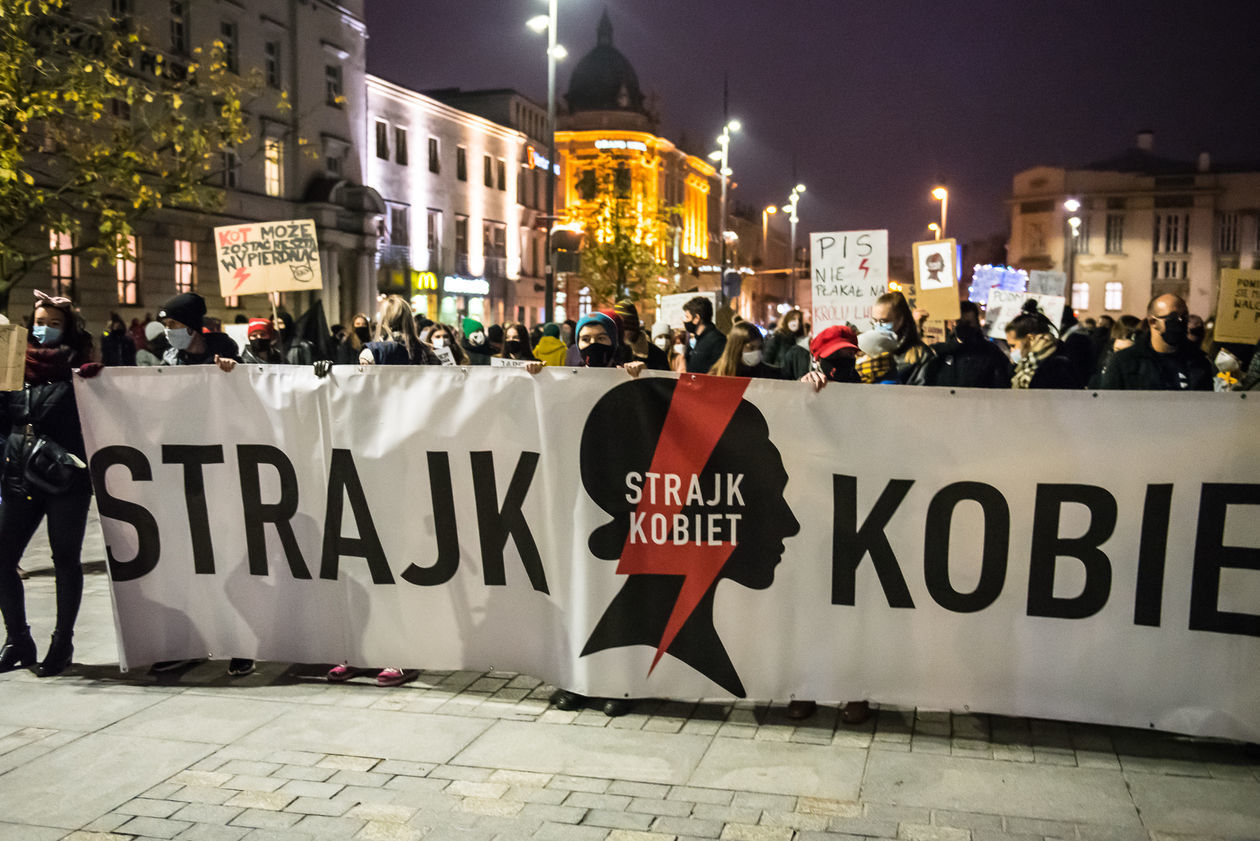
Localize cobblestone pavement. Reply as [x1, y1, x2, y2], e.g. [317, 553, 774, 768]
[1, 506, 1257, 841]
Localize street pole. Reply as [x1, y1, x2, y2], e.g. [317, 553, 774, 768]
[718, 142, 728, 273]
[783, 184, 804, 306]
[543, 0, 558, 323]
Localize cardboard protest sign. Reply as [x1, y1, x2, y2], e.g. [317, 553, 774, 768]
[0, 324, 28, 391]
[912, 239, 961, 322]
[657, 292, 718, 334]
[214, 220, 323, 297]
[985, 288, 1066, 339]
[490, 357, 534, 368]
[809, 230, 889, 332]
[1029, 270, 1067, 297]
[1213, 270, 1260, 345]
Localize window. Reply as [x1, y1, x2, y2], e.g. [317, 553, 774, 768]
[325, 64, 343, 107]
[173, 239, 196, 293]
[1154, 212, 1189, 253]
[170, 1, 188, 54]
[455, 214, 469, 273]
[395, 127, 408, 166]
[456, 146, 467, 181]
[389, 206, 409, 246]
[1105, 214, 1124, 254]
[428, 137, 440, 173]
[220, 21, 238, 73]
[375, 120, 389, 160]
[1021, 219, 1046, 255]
[117, 235, 139, 305]
[1071, 282, 1089, 311]
[1218, 212, 1240, 253]
[110, 97, 131, 120]
[264, 138, 283, 197]
[49, 230, 75, 298]
[222, 147, 239, 188]
[326, 152, 342, 176]
[426, 209, 442, 252]
[264, 41, 282, 89]
[483, 220, 507, 277]
[1104, 282, 1123, 311]
[484, 154, 493, 187]
[1153, 260, 1186, 281]
[496, 158, 506, 191]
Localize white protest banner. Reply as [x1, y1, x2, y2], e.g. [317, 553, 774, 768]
[491, 357, 534, 368]
[75, 368, 1260, 741]
[1213, 269, 1260, 345]
[214, 219, 323, 297]
[809, 230, 889, 332]
[0, 324, 27, 391]
[985, 288, 1067, 339]
[657, 292, 718, 333]
[1029, 270, 1067, 297]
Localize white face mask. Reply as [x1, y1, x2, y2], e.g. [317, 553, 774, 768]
[166, 327, 195, 350]
[741, 349, 763, 367]
[431, 336, 447, 348]
[654, 336, 670, 351]
[787, 320, 800, 333]
[1010, 347, 1022, 364]
[1215, 349, 1240, 373]
[673, 343, 685, 356]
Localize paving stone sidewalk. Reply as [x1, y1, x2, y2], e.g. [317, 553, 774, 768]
[2, 506, 1257, 841]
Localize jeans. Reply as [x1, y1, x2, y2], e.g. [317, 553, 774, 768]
[0, 487, 92, 638]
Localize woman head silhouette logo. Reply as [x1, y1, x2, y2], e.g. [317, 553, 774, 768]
[579, 377, 799, 697]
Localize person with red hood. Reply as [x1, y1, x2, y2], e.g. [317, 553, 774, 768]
[0, 291, 102, 677]
[240, 318, 285, 364]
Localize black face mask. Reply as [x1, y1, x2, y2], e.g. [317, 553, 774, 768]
[249, 339, 271, 355]
[954, 323, 983, 343]
[505, 340, 525, 357]
[821, 354, 857, 382]
[1160, 316, 1189, 348]
[579, 342, 614, 368]
[683, 320, 698, 334]
[354, 326, 370, 343]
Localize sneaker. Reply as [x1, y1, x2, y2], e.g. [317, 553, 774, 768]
[787, 699, 818, 720]
[150, 659, 202, 673]
[376, 668, 416, 687]
[227, 658, 255, 677]
[327, 663, 363, 683]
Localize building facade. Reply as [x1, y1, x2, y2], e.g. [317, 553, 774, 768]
[18, 0, 381, 329]
[366, 77, 532, 326]
[1007, 132, 1260, 321]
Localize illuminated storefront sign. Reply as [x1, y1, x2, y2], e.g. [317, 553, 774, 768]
[413, 270, 438, 291]
[594, 138, 648, 152]
[443, 275, 490, 296]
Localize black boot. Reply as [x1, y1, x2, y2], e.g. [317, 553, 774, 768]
[36, 631, 73, 677]
[0, 629, 37, 673]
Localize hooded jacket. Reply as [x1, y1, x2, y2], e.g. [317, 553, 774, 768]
[533, 335, 568, 367]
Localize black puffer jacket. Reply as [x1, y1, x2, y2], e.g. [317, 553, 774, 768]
[1, 377, 89, 496]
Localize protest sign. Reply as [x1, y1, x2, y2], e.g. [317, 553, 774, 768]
[1213, 269, 1260, 344]
[76, 367, 1260, 741]
[985, 288, 1066, 339]
[912, 239, 961, 322]
[490, 357, 534, 368]
[657, 292, 718, 333]
[433, 346, 457, 366]
[1029, 270, 1066, 297]
[809, 230, 889, 332]
[214, 219, 323, 297]
[0, 324, 27, 391]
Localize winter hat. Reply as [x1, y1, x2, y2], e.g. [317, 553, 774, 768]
[158, 292, 206, 330]
[810, 325, 859, 359]
[651, 321, 671, 340]
[143, 321, 166, 342]
[857, 329, 899, 357]
[575, 312, 621, 349]
[542, 323, 560, 338]
[462, 317, 486, 347]
[247, 318, 275, 339]
[487, 323, 504, 345]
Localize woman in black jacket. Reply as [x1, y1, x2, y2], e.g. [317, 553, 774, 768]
[0, 291, 98, 676]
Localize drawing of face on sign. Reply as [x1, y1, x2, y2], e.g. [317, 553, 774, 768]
[579, 377, 800, 697]
[918, 243, 954, 290]
[290, 264, 316, 283]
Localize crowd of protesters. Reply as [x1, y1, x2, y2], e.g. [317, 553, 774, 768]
[1, 285, 1255, 714]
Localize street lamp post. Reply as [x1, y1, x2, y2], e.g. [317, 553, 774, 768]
[708, 119, 740, 274]
[931, 186, 948, 239]
[761, 204, 776, 264]
[928, 222, 941, 240]
[528, 3, 566, 323]
[1063, 197, 1081, 304]
[782, 183, 804, 301]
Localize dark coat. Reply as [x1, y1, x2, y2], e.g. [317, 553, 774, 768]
[686, 325, 726, 374]
[913, 331, 1012, 388]
[1, 379, 89, 496]
[1100, 334, 1214, 391]
[1028, 353, 1085, 389]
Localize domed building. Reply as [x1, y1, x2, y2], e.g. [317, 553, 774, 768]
[553, 11, 717, 317]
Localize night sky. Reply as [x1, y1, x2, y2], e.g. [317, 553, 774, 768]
[365, 0, 1260, 258]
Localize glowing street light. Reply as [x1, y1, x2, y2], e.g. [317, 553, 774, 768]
[1063, 197, 1082, 302]
[931, 186, 948, 239]
[784, 184, 805, 282]
[762, 204, 777, 263]
[928, 222, 941, 240]
[529, 0, 566, 322]
[708, 119, 741, 272]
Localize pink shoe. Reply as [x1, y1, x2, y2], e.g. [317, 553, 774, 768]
[376, 668, 415, 687]
[327, 663, 362, 683]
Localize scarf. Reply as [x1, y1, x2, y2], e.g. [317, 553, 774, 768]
[857, 352, 897, 384]
[25, 346, 75, 384]
[1011, 334, 1058, 389]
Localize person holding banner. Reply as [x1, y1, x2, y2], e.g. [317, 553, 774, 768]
[870, 292, 931, 383]
[357, 296, 441, 367]
[1006, 301, 1083, 390]
[532, 324, 568, 367]
[333, 313, 372, 364]
[241, 319, 285, 365]
[0, 291, 100, 677]
[1099, 294, 1214, 391]
[428, 323, 469, 365]
[158, 293, 240, 369]
[495, 323, 535, 362]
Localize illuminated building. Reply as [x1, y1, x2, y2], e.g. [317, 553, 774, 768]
[552, 11, 717, 320]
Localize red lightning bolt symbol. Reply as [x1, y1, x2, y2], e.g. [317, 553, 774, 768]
[615, 375, 750, 673]
[859, 258, 870, 278]
[232, 266, 251, 291]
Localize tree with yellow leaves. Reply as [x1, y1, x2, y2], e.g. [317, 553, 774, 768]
[0, 0, 260, 313]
